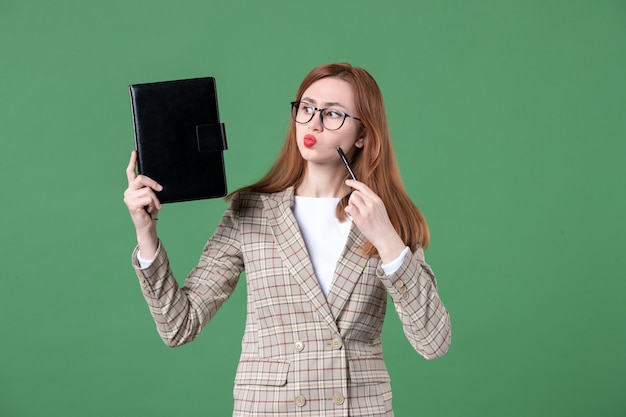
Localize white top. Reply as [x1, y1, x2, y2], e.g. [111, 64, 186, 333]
[138, 196, 409, 297]
[293, 196, 351, 296]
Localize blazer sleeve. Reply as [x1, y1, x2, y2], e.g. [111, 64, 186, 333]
[132, 194, 245, 347]
[376, 248, 451, 359]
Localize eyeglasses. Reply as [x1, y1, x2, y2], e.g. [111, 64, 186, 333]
[291, 101, 362, 131]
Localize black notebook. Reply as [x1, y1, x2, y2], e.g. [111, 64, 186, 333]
[129, 77, 228, 203]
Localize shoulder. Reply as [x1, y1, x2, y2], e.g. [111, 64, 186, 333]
[228, 188, 293, 214]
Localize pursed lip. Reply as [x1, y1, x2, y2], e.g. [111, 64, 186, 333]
[303, 134, 317, 148]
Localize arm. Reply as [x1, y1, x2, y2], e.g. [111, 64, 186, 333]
[132, 195, 244, 347]
[377, 249, 451, 359]
[344, 179, 451, 359]
[124, 151, 244, 346]
[123, 150, 162, 259]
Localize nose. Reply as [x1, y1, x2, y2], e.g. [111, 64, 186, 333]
[308, 110, 324, 131]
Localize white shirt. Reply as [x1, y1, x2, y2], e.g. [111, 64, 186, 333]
[293, 196, 351, 296]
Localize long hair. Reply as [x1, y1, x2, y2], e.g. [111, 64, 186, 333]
[232, 63, 430, 254]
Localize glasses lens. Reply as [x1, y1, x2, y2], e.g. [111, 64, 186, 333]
[292, 102, 315, 124]
[321, 109, 346, 130]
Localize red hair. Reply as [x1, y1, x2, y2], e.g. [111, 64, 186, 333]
[232, 63, 429, 254]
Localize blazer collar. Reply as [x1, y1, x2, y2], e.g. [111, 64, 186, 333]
[262, 187, 370, 333]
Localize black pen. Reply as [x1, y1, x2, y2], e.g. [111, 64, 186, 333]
[336, 146, 357, 181]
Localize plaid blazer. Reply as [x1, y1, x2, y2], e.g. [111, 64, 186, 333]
[133, 187, 451, 417]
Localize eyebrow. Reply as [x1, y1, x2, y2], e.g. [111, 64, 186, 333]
[301, 97, 347, 109]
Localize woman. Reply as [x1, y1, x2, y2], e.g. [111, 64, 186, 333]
[124, 63, 451, 416]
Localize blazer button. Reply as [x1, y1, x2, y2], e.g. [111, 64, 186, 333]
[331, 338, 343, 350]
[394, 279, 405, 289]
[295, 395, 306, 407]
[294, 341, 305, 352]
[332, 392, 345, 405]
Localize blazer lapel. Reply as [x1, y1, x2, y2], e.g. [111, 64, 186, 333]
[262, 188, 340, 335]
[326, 223, 369, 319]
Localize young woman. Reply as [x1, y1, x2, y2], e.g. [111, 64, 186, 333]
[124, 63, 451, 416]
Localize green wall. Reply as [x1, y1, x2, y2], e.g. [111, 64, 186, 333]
[1, 1, 624, 416]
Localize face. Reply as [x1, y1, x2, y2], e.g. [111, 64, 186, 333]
[294, 77, 364, 166]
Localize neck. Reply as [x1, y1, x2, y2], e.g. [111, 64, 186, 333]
[296, 164, 351, 198]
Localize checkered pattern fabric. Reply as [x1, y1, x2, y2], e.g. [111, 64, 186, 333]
[133, 187, 451, 416]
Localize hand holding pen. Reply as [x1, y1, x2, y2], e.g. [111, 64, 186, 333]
[338, 146, 406, 263]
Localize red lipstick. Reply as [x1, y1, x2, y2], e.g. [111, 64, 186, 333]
[303, 134, 317, 148]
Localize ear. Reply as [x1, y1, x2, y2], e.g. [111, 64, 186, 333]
[355, 136, 365, 148]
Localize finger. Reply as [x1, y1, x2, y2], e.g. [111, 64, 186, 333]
[126, 151, 138, 184]
[125, 187, 162, 212]
[124, 191, 154, 211]
[149, 193, 162, 212]
[345, 194, 363, 215]
[126, 199, 154, 221]
[345, 179, 377, 198]
[126, 153, 163, 193]
[348, 190, 366, 208]
[349, 190, 376, 211]
[344, 204, 356, 219]
[132, 175, 163, 193]
[345, 179, 362, 190]
[147, 207, 161, 220]
[137, 186, 163, 211]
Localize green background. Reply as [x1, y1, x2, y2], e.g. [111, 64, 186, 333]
[1, 1, 624, 416]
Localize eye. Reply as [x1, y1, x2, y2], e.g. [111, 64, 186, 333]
[324, 109, 344, 119]
[300, 103, 315, 114]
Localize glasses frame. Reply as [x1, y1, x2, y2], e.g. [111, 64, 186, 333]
[291, 101, 362, 131]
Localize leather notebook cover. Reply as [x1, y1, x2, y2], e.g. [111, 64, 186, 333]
[129, 77, 228, 203]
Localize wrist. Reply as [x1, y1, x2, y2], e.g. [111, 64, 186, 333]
[376, 235, 407, 265]
[136, 226, 158, 259]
